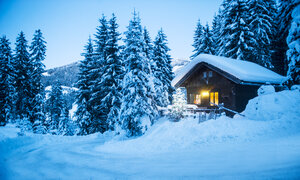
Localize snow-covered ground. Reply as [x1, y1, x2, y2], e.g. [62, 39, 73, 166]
[1, 89, 300, 179]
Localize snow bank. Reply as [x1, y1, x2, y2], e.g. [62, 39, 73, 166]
[97, 89, 300, 154]
[243, 89, 300, 121]
[257, 85, 275, 96]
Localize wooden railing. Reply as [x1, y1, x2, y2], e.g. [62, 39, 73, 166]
[161, 102, 245, 123]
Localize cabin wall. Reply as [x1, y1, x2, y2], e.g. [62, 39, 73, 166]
[235, 84, 259, 112]
[181, 66, 237, 110]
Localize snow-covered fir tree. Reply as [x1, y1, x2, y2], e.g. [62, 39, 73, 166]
[119, 11, 158, 137]
[88, 14, 110, 133]
[32, 93, 46, 134]
[190, 20, 204, 59]
[191, 21, 215, 56]
[286, 4, 300, 85]
[143, 27, 154, 61]
[274, 0, 300, 75]
[248, 0, 276, 68]
[170, 88, 187, 121]
[142, 27, 163, 109]
[212, 10, 223, 55]
[46, 81, 65, 134]
[13, 31, 35, 122]
[0, 36, 14, 126]
[153, 28, 174, 107]
[105, 14, 124, 130]
[218, 0, 256, 61]
[30, 29, 47, 132]
[76, 37, 94, 135]
[58, 107, 75, 136]
[201, 24, 215, 55]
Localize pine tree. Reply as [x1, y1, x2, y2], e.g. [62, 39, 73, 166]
[286, 4, 300, 85]
[88, 14, 110, 133]
[200, 24, 215, 55]
[248, 0, 275, 68]
[105, 14, 124, 130]
[47, 81, 64, 134]
[273, 0, 300, 75]
[191, 21, 215, 57]
[32, 93, 46, 134]
[58, 107, 74, 135]
[191, 20, 204, 59]
[119, 11, 158, 136]
[30, 29, 46, 131]
[143, 27, 154, 62]
[76, 37, 94, 135]
[170, 88, 187, 121]
[0, 36, 14, 126]
[142, 27, 163, 110]
[218, 0, 256, 61]
[212, 10, 223, 55]
[153, 29, 175, 107]
[13, 31, 34, 122]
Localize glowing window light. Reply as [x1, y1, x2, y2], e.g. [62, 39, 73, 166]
[201, 91, 209, 97]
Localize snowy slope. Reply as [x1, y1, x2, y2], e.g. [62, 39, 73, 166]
[0, 89, 300, 179]
[172, 54, 288, 86]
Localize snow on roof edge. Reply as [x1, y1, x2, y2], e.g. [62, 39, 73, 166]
[172, 54, 287, 87]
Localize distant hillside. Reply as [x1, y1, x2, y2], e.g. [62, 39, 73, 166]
[42, 58, 189, 88]
[42, 61, 80, 87]
[171, 58, 190, 75]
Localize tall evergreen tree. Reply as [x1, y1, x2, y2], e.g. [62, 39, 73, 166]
[218, 0, 256, 61]
[212, 10, 223, 55]
[286, 3, 300, 85]
[119, 11, 158, 136]
[88, 14, 110, 133]
[0, 36, 14, 126]
[153, 29, 174, 107]
[105, 14, 124, 130]
[76, 37, 94, 135]
[13, 31, 34, 121]
[143, 27, 154, 61]
[142, 27, 162, 109]
[200, 24, 215, 55]
[46, 80, 65, 133]
[273, 0, 300, 75]
[190, 20, 204, 59]
[30, 29, 46, 131]
[248, 0, 275, 68]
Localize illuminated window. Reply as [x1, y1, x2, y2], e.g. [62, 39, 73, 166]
[210, 92, 219, 106]
[210, 92, 214, 105]
[195, 94, 201, 104]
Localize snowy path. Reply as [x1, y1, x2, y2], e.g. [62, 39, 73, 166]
[1, 128, 300, 179]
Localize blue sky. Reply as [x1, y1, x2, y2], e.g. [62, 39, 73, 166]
[0, 0, 223, 68]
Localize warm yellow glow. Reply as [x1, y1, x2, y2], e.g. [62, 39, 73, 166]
[215, 92, 219, 105]
[195, 94, 201, 104]
[201, 91, 209, 96]
[210, 92, 214, 106]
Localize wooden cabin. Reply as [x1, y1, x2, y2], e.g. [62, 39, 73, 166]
[172, 54, 287, 115]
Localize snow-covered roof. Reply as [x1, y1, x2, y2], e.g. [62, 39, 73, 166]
[172, 54, 287, 87]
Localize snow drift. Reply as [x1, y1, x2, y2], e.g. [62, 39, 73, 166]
[97, 89, 300, 154]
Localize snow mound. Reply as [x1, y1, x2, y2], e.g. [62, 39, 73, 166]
[257, 85, 275, 96]
[243, 89, 300, 121]
[97, 90, 300, 155]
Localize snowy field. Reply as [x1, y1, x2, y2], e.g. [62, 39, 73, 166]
[1, 89, 300, 179]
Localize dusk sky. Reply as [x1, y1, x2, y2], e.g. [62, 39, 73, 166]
[0, 0, 223, 69]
